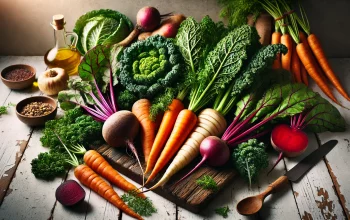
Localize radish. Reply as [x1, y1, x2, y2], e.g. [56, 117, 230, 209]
[102, 110, 145, 178]
[56, 180, 85, 206]
[174, 136, 230, 186]
[118, 6, 171, 46]
[268, 115, 309, 174]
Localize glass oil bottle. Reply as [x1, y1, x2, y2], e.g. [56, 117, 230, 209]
[44, 14, 81, 75]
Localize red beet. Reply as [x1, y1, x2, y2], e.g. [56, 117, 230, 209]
[55, 180, 85, 206]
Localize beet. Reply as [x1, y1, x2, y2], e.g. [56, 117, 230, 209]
[55, 180, 85, 206]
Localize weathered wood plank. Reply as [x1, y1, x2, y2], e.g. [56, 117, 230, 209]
[0, 128, 65, 219]
[95, 145, 236, 214]
[0, 56, 45, 205]
[177, 151, 300, 219]
[283, 133, 345, 219]
[313, 58, 350, 219]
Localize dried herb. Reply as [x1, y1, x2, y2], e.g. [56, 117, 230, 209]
[215, 206, 230, 218]
[196, 175, 218, 191]
[20, 102, 53, 116]
[121, 192, 157, 217]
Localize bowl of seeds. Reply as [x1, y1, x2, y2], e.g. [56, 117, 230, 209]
[16, 96, 57, 126]
[1, 64, 36, 90]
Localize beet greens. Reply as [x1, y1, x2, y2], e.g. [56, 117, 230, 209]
[222, 83, 346, 147]
[58, 45, 123, 121]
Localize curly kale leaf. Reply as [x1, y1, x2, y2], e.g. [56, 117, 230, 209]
[232, 139, 268, 188]
[231, 44, 288, 96]
[189, 25, 260, 112]
[31, 151, 70, 180]
[175, 16, 228, 92]
[218, 0, 263, 27]
[40, 108, 104, 150]
[119, 35, 185, 117]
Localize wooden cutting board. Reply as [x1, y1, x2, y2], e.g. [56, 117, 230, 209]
[94, 144, 237, 213]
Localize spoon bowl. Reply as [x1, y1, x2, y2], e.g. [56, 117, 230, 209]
[236, 195, 264, 216]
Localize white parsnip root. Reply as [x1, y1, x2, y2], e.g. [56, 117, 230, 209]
[149, 108, 227, 189]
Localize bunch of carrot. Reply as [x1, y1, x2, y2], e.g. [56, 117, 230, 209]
[265, 0, 350, 104]
[56, 133, 145, 220]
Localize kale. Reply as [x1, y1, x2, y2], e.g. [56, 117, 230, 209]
[40, 108, 104, 150]
[232, 139, 269, 188]
[196, 175, 218, 191]
[31, 151, 70, 180]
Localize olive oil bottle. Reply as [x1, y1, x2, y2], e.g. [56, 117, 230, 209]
[44, 14, 81, 75]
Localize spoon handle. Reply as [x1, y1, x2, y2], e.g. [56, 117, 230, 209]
[261, 175, 288, 198]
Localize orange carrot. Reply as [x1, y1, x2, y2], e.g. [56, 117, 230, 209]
[83, 150, 146, 198]
[271, 31, 282, 69]
[145, 109, 197, 184]
[308, 34, 350, 101]
[74, 164, 143, 220]
[145, 99, 184, 174]
[291, 43, 302, 83]
[299, 32, 328, 83]
[132, 99, 158, 163]
[281, 33, 293, 71]
[296, 42, 338, 103]
[301, 64, 309, 86]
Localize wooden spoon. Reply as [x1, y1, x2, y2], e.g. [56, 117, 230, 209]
[236, 175, 288, 215]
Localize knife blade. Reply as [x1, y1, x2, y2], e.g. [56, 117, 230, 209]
[286, 139, 338, 182]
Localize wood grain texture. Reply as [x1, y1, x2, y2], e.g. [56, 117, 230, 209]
[313, 59, 350, 219]
[94, 144, 236, 214]
[284, 133, 345, 220]
[0, 56, 45, 206]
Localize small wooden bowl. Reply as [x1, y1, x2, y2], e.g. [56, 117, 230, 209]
[16, 96, 57, 126]
[1, 64, 36, 90]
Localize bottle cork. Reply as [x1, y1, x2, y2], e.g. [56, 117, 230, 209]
[51, 14, 65, 30]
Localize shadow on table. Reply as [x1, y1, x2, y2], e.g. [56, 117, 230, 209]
[63, 200, 93, 215]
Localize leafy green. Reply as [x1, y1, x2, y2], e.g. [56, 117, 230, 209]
[0, 103, 14, 116]
[74, 9, 133, 55]
[215, 206, 230, 218]
[118, 35, 185, 116]
[121, 192, 157, 217]
[58, 44, 122, 119]
[196, 175, 218, 191]
[214, 44, 288, 115]
[217, 0, 263, 26]
[31, 151, 70, 180]
[188, 25, 260, 113]
[40, 108, 104, 150]
[232, 139, 268, 188]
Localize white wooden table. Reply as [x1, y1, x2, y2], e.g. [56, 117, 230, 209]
[0, 56, 349, 220]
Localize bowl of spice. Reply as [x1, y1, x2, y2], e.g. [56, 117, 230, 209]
[1, 64, 36, 90]
[16, 96, 57, 126]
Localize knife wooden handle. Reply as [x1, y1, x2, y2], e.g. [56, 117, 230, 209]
[261, 175, 289, 198]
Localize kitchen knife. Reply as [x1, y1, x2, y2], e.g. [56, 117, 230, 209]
[236, 139, 338, 216]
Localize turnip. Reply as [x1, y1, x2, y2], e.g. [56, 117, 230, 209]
[268, 115, 309, 174]
[174, 136, 230, 185]
[102, 110, 144, 177]
[118, 6, 171, 46]
[56, 180, 85, 206]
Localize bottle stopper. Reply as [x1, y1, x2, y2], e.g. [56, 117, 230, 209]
[51, 14, 65, 30]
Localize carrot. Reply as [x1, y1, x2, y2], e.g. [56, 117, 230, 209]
[296, 42, 338, 103]
[301, 64, 309, 86]
[145, 99, 184, 174]
[271, 31, 282, 69]
[281, 33, 293, 71]
[291, 43, 302, 83]
[146, 108, 227, 190]
[74, 164, 143, 220]
[145, 109, 197, 184]
[308, 34, 350, 101]
[83, 150, 146, 198]
[132, 99, 158, 163]
[299, 31, 328, 83]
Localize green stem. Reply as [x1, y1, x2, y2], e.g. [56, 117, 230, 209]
[177, 86, 189, 101]
[245, 158, 252, 189]
[53, 132, 80, 167]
